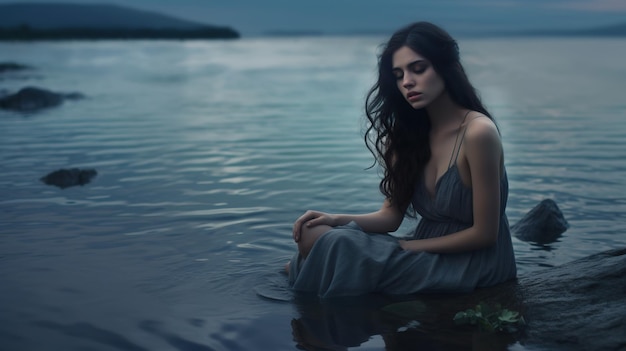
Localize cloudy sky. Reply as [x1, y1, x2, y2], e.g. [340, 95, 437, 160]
[1, 0, 625, 36]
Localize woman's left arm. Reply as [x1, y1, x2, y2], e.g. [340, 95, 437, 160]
[400, 118, 503, 253]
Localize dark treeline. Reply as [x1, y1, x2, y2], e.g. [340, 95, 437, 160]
[0, 25, 240, 40]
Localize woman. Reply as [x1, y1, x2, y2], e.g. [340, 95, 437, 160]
[287, 21, 516, 298]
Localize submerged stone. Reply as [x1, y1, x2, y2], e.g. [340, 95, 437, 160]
[0, 86, 84, 112]
[40, 168, 97, 189]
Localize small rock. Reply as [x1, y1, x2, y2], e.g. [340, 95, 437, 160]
[0, 62, 31, 73]
[511, 199, 569, 244]
[40, 168, 97, 189]
[0, 86, 84, 112]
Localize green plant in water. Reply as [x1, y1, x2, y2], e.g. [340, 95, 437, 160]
[453, 302, 525, 333]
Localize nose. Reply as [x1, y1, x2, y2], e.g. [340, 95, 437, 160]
[402, 72, 415, 89]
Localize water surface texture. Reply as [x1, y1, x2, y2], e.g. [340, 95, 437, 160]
[1, 37, 625, 350]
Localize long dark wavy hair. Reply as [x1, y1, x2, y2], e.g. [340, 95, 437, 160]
[364, 21, 494, 213]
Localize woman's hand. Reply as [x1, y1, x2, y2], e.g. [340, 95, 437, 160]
[398, 239, 421, 252]
[398, 239, 409, 251]
[293, 210, 337, 242]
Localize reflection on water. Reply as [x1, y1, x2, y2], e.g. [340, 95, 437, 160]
[290, 292, 524, 351]
[1, 37, 625, 350]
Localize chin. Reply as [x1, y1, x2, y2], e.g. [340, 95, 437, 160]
[409, 101, 429, 110]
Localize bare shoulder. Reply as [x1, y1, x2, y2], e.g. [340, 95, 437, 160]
[462, 113, 502, 160]
[464, 114, 501, 145]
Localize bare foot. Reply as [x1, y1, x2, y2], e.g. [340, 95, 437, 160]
[284, 261, 290, 275]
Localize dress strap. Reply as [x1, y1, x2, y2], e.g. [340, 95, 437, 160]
[448, 111, 471, 168]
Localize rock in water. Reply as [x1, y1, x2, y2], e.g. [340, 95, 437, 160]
[0, 86, 83, 112]
[511, 199, 569, 244]
[40, 168, 97, 189]
[516, 248, 626, 351]
[0, 62, 31, 73]
[380, 248, 626, 351]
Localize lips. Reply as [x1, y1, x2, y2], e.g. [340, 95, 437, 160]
[407, 92, 422, 101]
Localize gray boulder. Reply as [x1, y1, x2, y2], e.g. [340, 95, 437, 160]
[511, 199, 569, 244]
[514, 247, 626, 350]
[0, 86, 83, 112]
[40, 168, 97, 189]
[380, 248, 626, 351]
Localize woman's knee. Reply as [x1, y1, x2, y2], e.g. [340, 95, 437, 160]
[297, 224, 332, 259]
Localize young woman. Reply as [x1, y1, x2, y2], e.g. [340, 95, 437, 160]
[287, 22, 516, 298]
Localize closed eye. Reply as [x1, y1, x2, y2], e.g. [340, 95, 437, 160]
[410, 62, 428, 74]
[392, 60, 429, 80]
[392, 69, 403, 80]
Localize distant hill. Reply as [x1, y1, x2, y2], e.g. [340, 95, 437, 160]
[0, 3, 239, 40]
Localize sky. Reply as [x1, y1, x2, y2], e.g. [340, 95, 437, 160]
[1, 0, 625, 36]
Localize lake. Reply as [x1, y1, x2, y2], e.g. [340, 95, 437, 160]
[1, 36, 625, 350]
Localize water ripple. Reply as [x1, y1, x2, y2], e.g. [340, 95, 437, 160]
[1, 37, 626, 351]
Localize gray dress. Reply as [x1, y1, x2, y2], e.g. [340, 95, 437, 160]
[288, 155, 517, 298]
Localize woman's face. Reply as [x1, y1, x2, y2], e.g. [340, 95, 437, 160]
[392, 46, 445, 110]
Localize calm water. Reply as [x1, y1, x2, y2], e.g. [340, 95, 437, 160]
[1, 36, 625, 350]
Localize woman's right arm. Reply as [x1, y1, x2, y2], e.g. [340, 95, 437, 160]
[292, 199, 404, 242]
